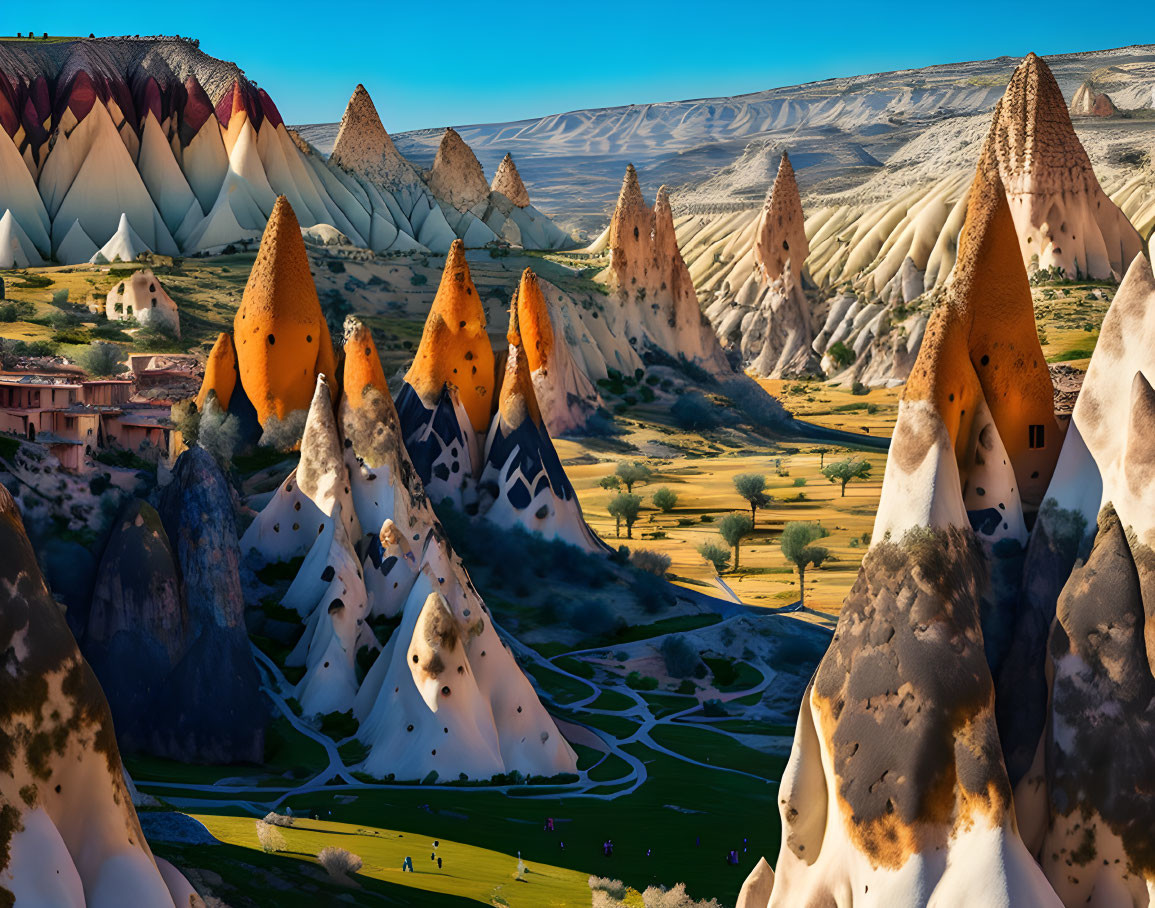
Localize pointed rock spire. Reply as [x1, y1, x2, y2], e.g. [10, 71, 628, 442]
[428, 127, 491, 211]
[515, 268, 553, 376]
[233, 196, 337, 425]
[754, 152, 808, 284]
[1069, 80, 1119, 117]
[328, 84, 415, 188]
[496, 289, 542, 430]
[981, 53, 1140, 279]
[403, 239, 496, 432]
[490, 153, 530, 207]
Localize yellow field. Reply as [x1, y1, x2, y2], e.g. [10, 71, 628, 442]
[193, 813, 591, 907]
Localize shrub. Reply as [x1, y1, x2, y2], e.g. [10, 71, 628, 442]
[317, 846, 363, 886]
[626, 671, 659, 691]
[262, 811, 295, 828]
[660, 636, 702, 679]
[409, 273, 428, 286]
[631, 571, 673, 614]
[651, 487, 678, 512]
[570, 600, 621, 636]
[630, 549, 671, 576]
[850, 380, 869, 395]
[826, 340, 855, 368]
[255, 820, 286, 853]
[697, 541, 730, 573]
[670, 391, 720, 430]
[79, 341, 125, 377]
[793, 477, 806, 487]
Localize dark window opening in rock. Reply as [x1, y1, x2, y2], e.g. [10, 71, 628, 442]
[1029, 424, 1045, 448]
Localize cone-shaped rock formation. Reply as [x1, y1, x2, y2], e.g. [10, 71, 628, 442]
[479, 292, 606, 552]
[705, 152, 819, 378]
[600, 167, 725, 370]
[491, 153, 530, 208]
[195, 332, 238, 412]
[983, 54, 1140, 281]
[240, 327, 576, 781]
[428, 128, 491, 213]
[232, 196, 337, 426]
[328, 84, 417, 189]
[1069, 80, 1119, 117]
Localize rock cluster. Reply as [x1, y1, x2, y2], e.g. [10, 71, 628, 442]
[241, 318, 578, 780]
[397, 245, 606, 550]
[87, 448, 267, 763]
[739, 136, 1155, 907]
[0, 483, 202, 906]
[0, 38, 572, 262]
[597, 166, 726, 370]
[1069, 80, 1119, 117]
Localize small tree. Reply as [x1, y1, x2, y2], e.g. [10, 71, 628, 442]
[733, 473, 771, 524]
[698, 541, 731, 574]
[780, 521, 831, 605]
[615, 461, 654, 493]
[717, 512, 754, 571]
[599, 474, 621, 492]
[608, 492, 642, 538]
[652, 487, 678, 513]
[814, 447, 830, 468]
[821, 456, 872, 497]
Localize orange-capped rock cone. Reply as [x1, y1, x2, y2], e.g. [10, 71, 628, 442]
[514, 268, 554, 375]
[233, 196, 336, 425]
[755, 152, 808, 283]
[342, 317, 389, 409]
[404, 239, 496, 432]
[196, 331, 237, 411]
[498, 291, 542, 429]
[904, 152, 1061, 514]
[491, 153, 530, 208]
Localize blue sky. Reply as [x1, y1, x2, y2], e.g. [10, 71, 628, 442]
[1, 2, 1140, 132]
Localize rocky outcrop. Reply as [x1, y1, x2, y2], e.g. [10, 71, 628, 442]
[232, 196, 337, 427]
[87, 449, 266, 764]
[599, 167, 726, 370]
[105, 268, 180, 338]
[704, 153, 820, 378]
[0, 483, 201, 906]
[1069, 80, 1119, 117]
[491, 153, 530, 208]
[478, 293, 606, 552]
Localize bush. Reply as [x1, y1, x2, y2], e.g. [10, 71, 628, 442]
[570, 600, 621, 636]
[630, 549, 671, 576]
[317, 846, 362, 886]
[651, 487, 678, 512]
[409, 273, 428, 286]
[850, 380, 869, 396]
[255, 820, 286, 854]
[697, 541, 730, 573]
[826, 340, 855, 368]
[262, 812, 295, 828]
[660, 636, 702, 679]
[793, 477, 806, 487]
[626, 671, 659, 691]
[631, 571, 673, 614]
[79, 342, 125, 376]
[670, 392, 720, 430]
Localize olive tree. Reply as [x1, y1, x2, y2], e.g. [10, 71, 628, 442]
[615, 461, 654, 494]
[821, 456, 872, 497]
[717, 512, 754, 571]
[780, 521, 831, 605]
[608, 492, 643, 538]
[733, 473, 771, 523]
